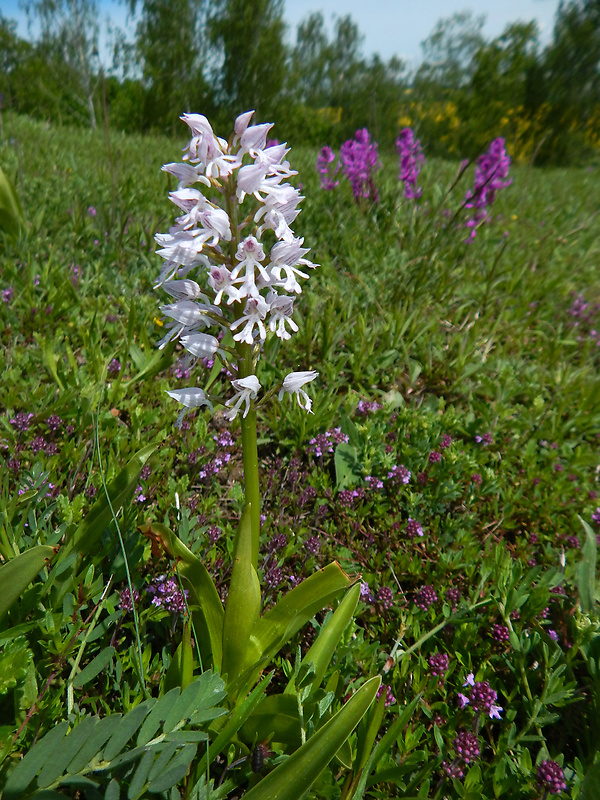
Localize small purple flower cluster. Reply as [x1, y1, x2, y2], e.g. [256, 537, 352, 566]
[442, 760, 464, 780]
[405, 518, 424, 538]
[492, 624, 510, 643]
[339, 128, 380, 203]
[460, 673, 503, 718]
[147, 575, 188, 613]
[396, 128, 425, 199]
[365, 475, 384, 490]
[316, 146, 340, 190]
[355, 399, 383, 416]
[387, 464, 411, 484]
[475, 432, 493, 445]
[592, 508, 600, 525]
[376, 684, 396, 707]
[414, 584, 438, 610]
[10, 412, 34, 431]
[107, 358, 121, 376]
[119, 586, 140, 612]
[429, 450, 442, 463]
[536, 760, 567, 795]
[453, 730, 480, 763]
[428, 652, 449, 676]
[446, 587, 461, 608]
[360, 581, 375, 603]
[1, 286, 14, 303]
[337, 488, 365, 507]
[439, 434, 452, 449]
[463, 137, 512, 240]
[377, 586, 394, 608]
[308, 428, 349, 457]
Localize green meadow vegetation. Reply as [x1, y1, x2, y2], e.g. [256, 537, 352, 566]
[1, 109, 600, 799]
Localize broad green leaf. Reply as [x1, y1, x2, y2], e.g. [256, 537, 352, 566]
[103, 703, 152, 760]
[286, 582, 360, 695]
[139, 522, 224, 670]
[222, 505, 261, 685]
[353, 694, 421, 799]
[243, 676, 381, 800]
[164, 619, 194, 693]
[36, 716, 98, 789]
[137, 689, 180, 747]
[240, 693, 301, 751]
[0, 164, 24, 239]
[195, 674, 272, 775]
[67, 716, 123, 773]
[0, 639, 33, 694]
[334, 442, 361, 490]
[582, 761, 600, 800]
[163, 671, 226, 733]
[3, 721, 69, 799]
[147, 743, 196, 792]
[576, 516, 597, 612]
[248, 561, 354, 683]
[72, 647, 115, 688]
[127, 748, 155, 800]
[0, 546, 56, 621]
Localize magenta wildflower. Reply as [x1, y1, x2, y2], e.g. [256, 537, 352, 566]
[396, 128, 425, 199]
[1, 287, 14, 303]
[463, 138, 511, 240]
[316, 146, 340, 190]
[119, 586, 140, 612]
[339, 128, 380, 203]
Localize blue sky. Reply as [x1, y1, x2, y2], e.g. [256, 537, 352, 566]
[3, 0, 561, 67]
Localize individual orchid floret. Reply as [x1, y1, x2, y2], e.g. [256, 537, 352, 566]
[230, 296, 270, 344]
[166, 387, 214, 428]
[279, 371, 318, 412]
[180, 333, 220, 358]
[267, 291, 298, 340]
[231, 236, 269, 297]
[225, 375, 261, 420]
[207, 265, 242, 305]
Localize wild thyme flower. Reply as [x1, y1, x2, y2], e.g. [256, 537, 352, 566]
[10, 412, 34, 431]
[155, 111, 317, 426]
[405, 518, 423, 538]
[377, 586, 394, 608]
[537, 760, 567, 795]
[119, 586, 140, 612]
[415, 585, 438, 610]
[453, 731, 480, 764]
[396, 128, 425, 199]
[428, 652, 449, 676]
[147, 575, 188, 613]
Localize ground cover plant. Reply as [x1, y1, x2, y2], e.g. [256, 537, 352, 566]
[1, 110, 600, 799]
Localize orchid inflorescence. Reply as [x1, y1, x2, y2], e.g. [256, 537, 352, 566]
[154, 110, 318, 426]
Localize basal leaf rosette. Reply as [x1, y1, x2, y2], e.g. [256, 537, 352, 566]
[154, 111, 318, 426]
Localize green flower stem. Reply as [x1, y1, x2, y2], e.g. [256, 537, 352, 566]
[240, 403, 261, 569]
[238, 343, 261, 570]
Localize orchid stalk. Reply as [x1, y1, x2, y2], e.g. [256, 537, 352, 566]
[154, 111, 318, 568]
